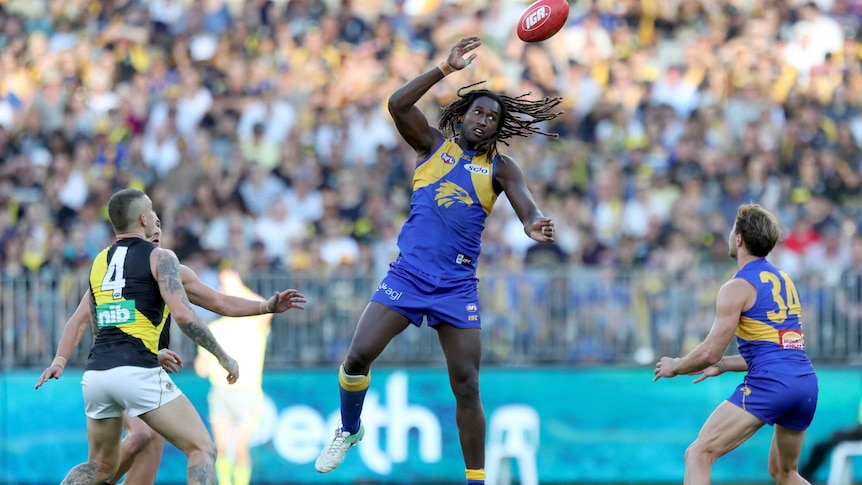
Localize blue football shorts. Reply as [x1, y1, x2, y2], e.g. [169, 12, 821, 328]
[727, 371, 819, 431]
[370, 257, 481, 329]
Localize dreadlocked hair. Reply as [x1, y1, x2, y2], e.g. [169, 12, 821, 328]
[437, 81, 564, 156]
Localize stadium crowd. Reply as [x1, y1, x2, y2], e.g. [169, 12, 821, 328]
[2, 0, 862, 366]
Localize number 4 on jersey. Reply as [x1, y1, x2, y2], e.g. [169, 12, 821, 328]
[101, 247, 128, 299]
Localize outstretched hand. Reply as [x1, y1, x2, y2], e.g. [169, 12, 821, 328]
[35, 364, 64, 389]
[526, 217, 555, 243]
[264, 289, 307, 313]
[446, 36, 481, 71]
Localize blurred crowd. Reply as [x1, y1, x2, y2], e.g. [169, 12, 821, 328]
[2, 0, 862, 364]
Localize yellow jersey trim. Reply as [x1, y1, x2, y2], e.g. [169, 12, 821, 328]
[736, 316, 779, 343]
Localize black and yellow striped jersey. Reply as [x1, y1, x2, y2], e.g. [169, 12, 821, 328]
[86, 237, 166, 371]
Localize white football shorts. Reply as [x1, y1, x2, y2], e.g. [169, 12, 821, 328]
[82, 366, 183, 419]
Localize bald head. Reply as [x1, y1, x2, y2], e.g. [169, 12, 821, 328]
[108, 188, 153, 235]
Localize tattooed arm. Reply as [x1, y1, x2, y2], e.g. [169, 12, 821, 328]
[150, 248, 239, 384]
[181, 265, 307, 317]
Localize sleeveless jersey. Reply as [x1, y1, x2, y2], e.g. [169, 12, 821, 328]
[86, 238, 166, 370]
[159, 311, 172, 350]
[397, 138, 499, 277]
[734, 258, 814, 375]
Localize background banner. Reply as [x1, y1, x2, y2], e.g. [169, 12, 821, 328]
[2, 367, 858, 484]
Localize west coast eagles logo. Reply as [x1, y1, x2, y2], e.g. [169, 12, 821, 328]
[435, 181, 474, 208]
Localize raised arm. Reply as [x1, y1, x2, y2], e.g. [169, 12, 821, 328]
[151, 248, 238, 384]
[495, 154, 555, 243]
[35, 292, 92, 389]
[180, 265, 306, 317]
[388, 35, 481, 156]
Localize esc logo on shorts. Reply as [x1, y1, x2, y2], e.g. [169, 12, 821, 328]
[96, 301, 137, 328]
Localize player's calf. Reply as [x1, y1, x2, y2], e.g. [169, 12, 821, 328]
[61, 461, 118, 485]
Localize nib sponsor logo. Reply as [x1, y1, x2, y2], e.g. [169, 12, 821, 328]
[95, 301, 136, 327]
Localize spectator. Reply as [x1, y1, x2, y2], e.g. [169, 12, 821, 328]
[254, 198, 306, 267]
[651, 65, 700, 118]
[237, 162, 286, 217]
[318, 218, 360, 269]
[0, 0, 860, 367]
[344, 103, 398, 166]
[237, 85, 297, 146]
[792, 2, 845, 62]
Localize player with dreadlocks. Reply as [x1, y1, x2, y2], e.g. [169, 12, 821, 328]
[315, 35, 561, 485]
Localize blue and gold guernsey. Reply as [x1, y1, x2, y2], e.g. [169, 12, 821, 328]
[397, 138, 499, 278]
[734, 258, 815, 376]
[86, 238, 166, 371]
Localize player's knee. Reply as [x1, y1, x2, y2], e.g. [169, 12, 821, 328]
[450, 374, 480, 404]
[196, 437, 217, 462]
[125, 427, 158, 454]
[343, 354, 372, 375]
[683, 444, 695, 464]
[180, 432, 217, 462]
[767, 463, 795, 484]
[683, 442, 714, 464]
[206, 439, 217, 461]
[766, 451, 800, 484]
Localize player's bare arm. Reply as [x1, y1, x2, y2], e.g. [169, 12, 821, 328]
[388, 36, 481, 155]
[715, 354, 749, 372]
[691, 355, 749, 383]
[152, 248, 239, 384]
[495, 153, 555, 243]
[34, 292, 91, 389]
[654, 278, 754, 381]
[180, 265, 306, 316]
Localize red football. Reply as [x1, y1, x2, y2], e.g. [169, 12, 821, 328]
[516, 0, 570, 43]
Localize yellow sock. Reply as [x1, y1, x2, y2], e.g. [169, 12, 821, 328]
[216, 456, 234, 485]
[234, 464, 251, 485]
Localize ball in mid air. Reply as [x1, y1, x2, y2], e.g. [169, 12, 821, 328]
[516, 0, 570, 43]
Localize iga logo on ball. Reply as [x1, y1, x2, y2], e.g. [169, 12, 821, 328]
[516, 0, 570, 43]
[523, 5, 550, 31]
